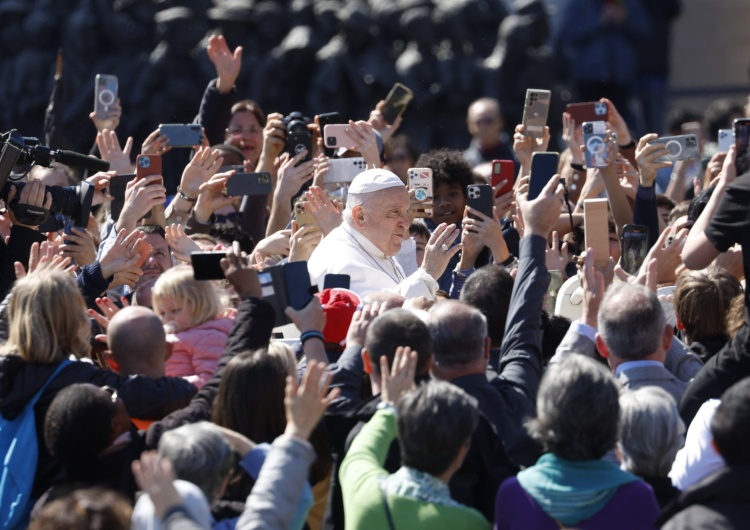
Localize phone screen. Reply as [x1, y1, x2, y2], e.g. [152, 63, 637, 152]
[191, 252, 225, 280]
[621, 225, 650, 275]
[734, 119, 750, 175]
[529, 152, 559, 200]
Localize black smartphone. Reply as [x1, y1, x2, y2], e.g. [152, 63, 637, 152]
[158, 124, 203, 148]
[109, 173, 135, 221]
[381, 83, 414, 124]
[529, 152, 559, 200]
[191, 251, 225, 280]
[466, 184, 493, 220]
[620, 224, 650, 275]
[259, 261, 315, 327]
[324, 273, 351, 290]
[286, 131, 313, 166]
[226, 172, 272, 196]
[734, 118, 750, 175]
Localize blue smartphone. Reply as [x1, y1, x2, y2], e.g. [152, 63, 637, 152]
[529, 152, 559, 200]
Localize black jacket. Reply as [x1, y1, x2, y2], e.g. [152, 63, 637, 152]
[0, 356, 197, 499]
[0, 224, 47, 299]
[658, 465, 750, 529]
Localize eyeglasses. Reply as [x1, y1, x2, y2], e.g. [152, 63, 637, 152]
[226, 127, 263, 136]
[473, 116, 498, 126]
[102, 386, 119, 403]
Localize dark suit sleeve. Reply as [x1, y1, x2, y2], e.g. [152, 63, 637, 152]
[495, 235, 548, 401]
[633, 185, 660, 250]
[195, 79, 237, 147]
[327, 345, 365, 414]
[145, 297, 276, 447]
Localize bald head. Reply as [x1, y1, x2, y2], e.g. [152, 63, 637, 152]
[108, 306, 166, 378]
[467, 98, 503, 146]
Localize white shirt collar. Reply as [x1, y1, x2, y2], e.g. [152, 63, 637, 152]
[615, 360, 664, 378]
[342, 221, 389, 259]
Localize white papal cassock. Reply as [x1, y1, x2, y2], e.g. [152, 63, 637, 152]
[307, 221, 438, 299]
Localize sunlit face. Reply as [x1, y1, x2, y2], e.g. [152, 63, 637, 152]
[432, 182, 466, 226]
[226, 111, 263, 166]
[154, 296, 193, 334]
[141, 234, 172, 280]
[356, 186, 410, 256]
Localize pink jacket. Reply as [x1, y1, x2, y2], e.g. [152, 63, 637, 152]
[165, 315, 235, 388]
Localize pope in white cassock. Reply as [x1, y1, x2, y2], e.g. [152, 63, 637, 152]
[307, 168, 461, 299]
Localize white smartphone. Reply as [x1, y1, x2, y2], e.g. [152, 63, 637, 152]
[323, 157, 366, 184]
[408, 167, 433, 217]
[718, 129, 734, 153]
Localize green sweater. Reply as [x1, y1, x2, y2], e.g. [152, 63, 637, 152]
[339, 409, 491, 530]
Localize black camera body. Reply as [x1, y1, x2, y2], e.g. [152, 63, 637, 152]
[283, 112, 313, 165]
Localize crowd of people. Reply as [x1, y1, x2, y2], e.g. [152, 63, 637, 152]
[2, 2, 750, 528]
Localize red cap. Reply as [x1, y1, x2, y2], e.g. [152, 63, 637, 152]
[318, 288, 362, 350]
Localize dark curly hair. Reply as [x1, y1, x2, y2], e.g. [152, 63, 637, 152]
[416, 148, 474, 195]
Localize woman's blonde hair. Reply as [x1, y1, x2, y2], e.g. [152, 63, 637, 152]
[1, 270, 90, 362]
[151, 265, 224, 329]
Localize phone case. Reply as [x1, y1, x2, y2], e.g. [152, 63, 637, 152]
[565, 101, 608, 125]
[491, 160, 515, 197]
[718, 129, 734, 153]
[158, 124, 203, 148]
[620, 224, 650, 275]
[522, 89, 551, 138]
[226, 172, 272, 196]
[323, 124, 353, 149]
[324, 157, 366, 184]
[584, 198, 610, 269]
[583, 121, 609, 168]
[135, 155, 162, 181]
[529, 152, 559, 200]
[286, 131, 312, 164]
[94, 74, 118, 120]
[466, 184, 493, 220]
[735, 119, 750, 175]
[191, 252, 226, 280]
[294, 201, 316, 228]
[109, 173, 136, 221]
[408, 167, 433, 217]
[648, 135, 699, 163]
[382, 83, 414, 124]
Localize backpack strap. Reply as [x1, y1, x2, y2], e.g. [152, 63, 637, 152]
[27, 359, 73, 407]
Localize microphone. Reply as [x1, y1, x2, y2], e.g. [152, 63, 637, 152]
[54, 150, 110, 173]
[25, 145, 111, 173]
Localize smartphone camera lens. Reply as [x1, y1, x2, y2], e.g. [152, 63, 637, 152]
[138, 157, 150, 168]
[327, 136, 336, 146]
[583, 124, 592, 134]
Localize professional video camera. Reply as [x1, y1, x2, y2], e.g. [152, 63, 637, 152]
[282, 112, 313, 165]
[0, 130, 110, 228]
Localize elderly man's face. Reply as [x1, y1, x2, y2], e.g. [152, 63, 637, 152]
[467, 101, 503, 145]
[357, 186, 410, 256]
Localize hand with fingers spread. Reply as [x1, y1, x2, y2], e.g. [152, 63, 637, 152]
[640, 226, 687, 285]
[178, 146, 224, 200]
[89, 98, 122, 132]
[304, 186, 342, 236]
[6, 180, 52, 229]
[193, 171, 236, 224]
[14, 241, 74, 279]
[254, 230, 292, 262]
[116, 175, 166, 233]
[284, 361, 340, 440]
[516, 172, 565, 238]
[562, 112, 585, 165]
[288, 221, 323, 263]
[380, 346, 418, 406]
[220, 241, 261, 300]
[88, 296, 129, 330]
[345, 302, 382, 349]
[546, 231, 569, 272]
[208, 34, 243, 94]
[110, 266, 144, 289]
[141, 128, 172, 156]
[132, 452, 183, 520]
[165, 223, 201, 263]
[368, 100, 402, 142]
[635, 134, 672, 187]
[311, 154, 330, 188]
[513, 124, 551, 172]
[99, 228, 148, 280]
[275, 151, 316, 202]
[96, 129, 133, 175]
[421, 223, 462, 279]
[60, 227, 97, 266]
[463, 206, 510, 264]
[580, 248, 606, 329]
